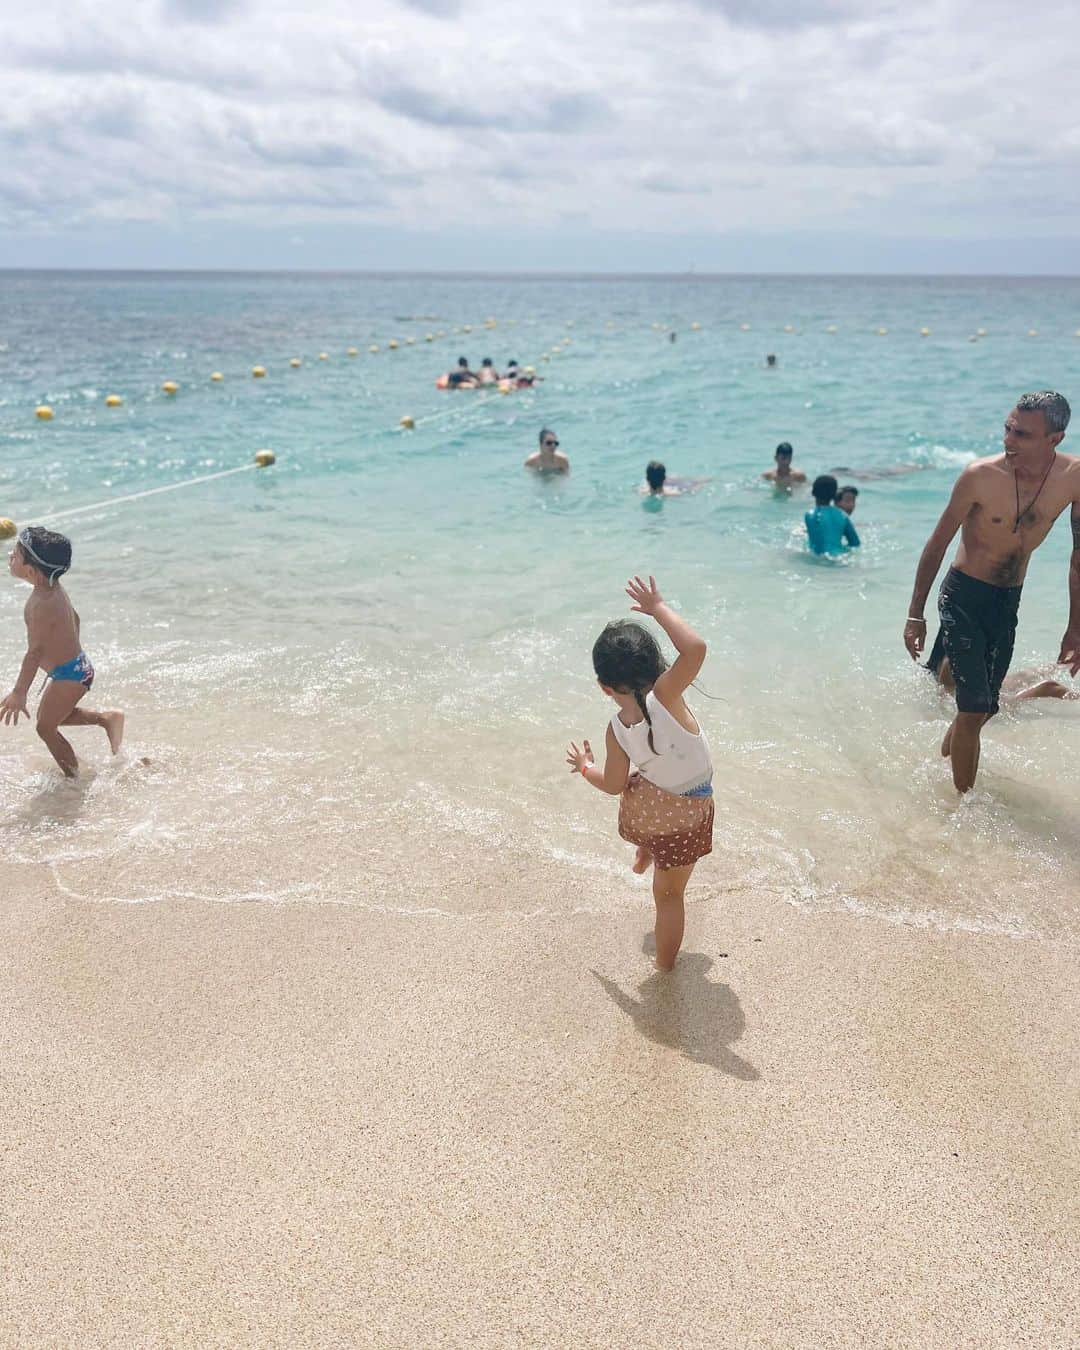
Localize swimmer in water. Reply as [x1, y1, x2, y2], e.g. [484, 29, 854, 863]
[805, 475, 860, 556]
[447, 356, 480, 389]
[766, 354, 777, 368]
[477, 357, 499, 385]
[1, 526, 125, 776]
[566, 574, 713, 972]
[830, 464, 925, 481]
[836, 485, 859, 515]
[762, 442, 806, 488]
[524, 427, 569, 475]
[641, 461, 709, 496]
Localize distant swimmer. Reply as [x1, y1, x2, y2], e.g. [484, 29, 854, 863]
[447, 356, 480, 388]
[829, 463, 926, 481]
[525, 427, 569, 475]
[904, 390, 1080, 794]
[762, 442, 806, 488]
[836, 485, 859, 515]
[669, 332, 677, 344]
[766, 354, 777, 368]
[805, 475, 860, 555]
[1, 526, 125, 777]
[642, 461, 710, 496]
[477, 357, 499, 385]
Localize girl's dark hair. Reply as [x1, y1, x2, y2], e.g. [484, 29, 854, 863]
[539, 427, 556, 445]
[592, 620, 668, 754]
[17, 526, 72, 585]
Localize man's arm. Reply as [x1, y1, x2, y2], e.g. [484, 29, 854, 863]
[904, 465, 976, 659]
[1058, 504, 1080, 675]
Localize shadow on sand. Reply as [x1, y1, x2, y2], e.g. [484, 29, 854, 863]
[591, 937, 760, 1080]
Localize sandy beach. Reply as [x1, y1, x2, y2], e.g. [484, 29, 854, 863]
[2, 845, 1077, 1349]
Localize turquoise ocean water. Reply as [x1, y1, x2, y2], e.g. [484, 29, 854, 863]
[2, 271, 1079, 938]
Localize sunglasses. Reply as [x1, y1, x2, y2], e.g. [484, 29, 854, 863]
[544, 439, 559, 448]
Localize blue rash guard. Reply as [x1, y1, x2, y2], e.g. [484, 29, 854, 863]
[805, 504, 860, 556]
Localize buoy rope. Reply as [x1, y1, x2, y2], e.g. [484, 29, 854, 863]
[38, 462, 260, 526]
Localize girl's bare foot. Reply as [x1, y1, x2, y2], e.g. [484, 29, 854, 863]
[104, 712, 125, 755]
[632, 846, 653, 875]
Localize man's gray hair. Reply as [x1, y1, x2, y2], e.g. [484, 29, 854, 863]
[1016, 390, 1071, 435]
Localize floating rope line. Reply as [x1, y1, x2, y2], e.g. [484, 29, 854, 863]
[38, 461, 265, 527]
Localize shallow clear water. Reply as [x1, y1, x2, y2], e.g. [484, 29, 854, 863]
[2, 271, 1080, 938]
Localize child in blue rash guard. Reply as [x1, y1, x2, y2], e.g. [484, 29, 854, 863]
[805, 475, 860, 556]
[2, 526, 124, 776]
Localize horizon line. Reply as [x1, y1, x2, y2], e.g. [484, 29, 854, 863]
[1, 266, 1079, 282]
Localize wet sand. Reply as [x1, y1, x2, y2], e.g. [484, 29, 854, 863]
[1, 853, 1078, 1348]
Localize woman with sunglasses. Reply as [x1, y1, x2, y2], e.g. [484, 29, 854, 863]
[524, 428, 570, 475]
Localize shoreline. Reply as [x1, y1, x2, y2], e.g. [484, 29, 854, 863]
[3, 855, 1077, 1347]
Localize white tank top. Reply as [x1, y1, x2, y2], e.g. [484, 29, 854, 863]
[609, 690, 713, 795]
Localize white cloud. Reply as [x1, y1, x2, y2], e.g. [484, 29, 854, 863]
[1, 0, 1078, 256]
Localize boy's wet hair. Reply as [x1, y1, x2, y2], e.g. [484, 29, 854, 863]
[481, 357, 494, 367]
[837, 484, 858, 500]
[17, 526, 72, 585]
[812, 474, 839, 505]
[645, 460, 667, 490]
[592, 620, 668, 754]
[457, 355, 469, 368]
[775, 442, 793, 458]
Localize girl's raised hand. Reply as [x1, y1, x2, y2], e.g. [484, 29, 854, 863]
[566, 739, 593, 774]
[626, 574, 664, 615]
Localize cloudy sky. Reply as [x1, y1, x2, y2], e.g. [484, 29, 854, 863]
[2, 0, 1078, 272]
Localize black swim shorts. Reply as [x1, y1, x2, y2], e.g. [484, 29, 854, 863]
[937, 566, 1022, 716]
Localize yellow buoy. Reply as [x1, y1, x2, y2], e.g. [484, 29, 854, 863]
[690, 322, 701, 331]
[436, 330, 445, 339]
[35, 405, 54, 419]
[825, 325, 837, 334]
[346, 347, 358, 357]
[1074, 330, 1080, 338]
[290, 358, 302, 368]
[211, 371, 224, 382]
[389, 339, 399, 350]
[740, 323, 750, 332]
[976, 328, 987, 337]
[877, 327, 888, 336]
[783, 324, 794, 333]
[369, 345, 380, 354]
[425, 334, 434, 342]
[406, 336, 415, 345]
[162, 381, 178, 395]
[318, 352, 328, 360]
[463, 325, 472, 334]
[252, 365, 267, 378]
[920, 327, 931, 337]
[485, 317, 496, 327]
[0, 517, 16, 540]
[254, 449, 276, 467]
[105, 394, 123, 407]
[1028, 329, 1039, 337]
[399, 415, 415, 430]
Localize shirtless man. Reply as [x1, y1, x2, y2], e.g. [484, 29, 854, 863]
[762, 442, 806, 488]
[524, 427, 569, 475]
[904, 391, 1078, 792]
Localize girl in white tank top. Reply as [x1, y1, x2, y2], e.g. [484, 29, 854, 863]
[566, 575, 714, 972]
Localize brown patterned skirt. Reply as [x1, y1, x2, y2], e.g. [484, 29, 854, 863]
[618, 773, 714, 872]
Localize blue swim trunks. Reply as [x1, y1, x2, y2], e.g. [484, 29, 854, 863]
[50, 651, 94, 690]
